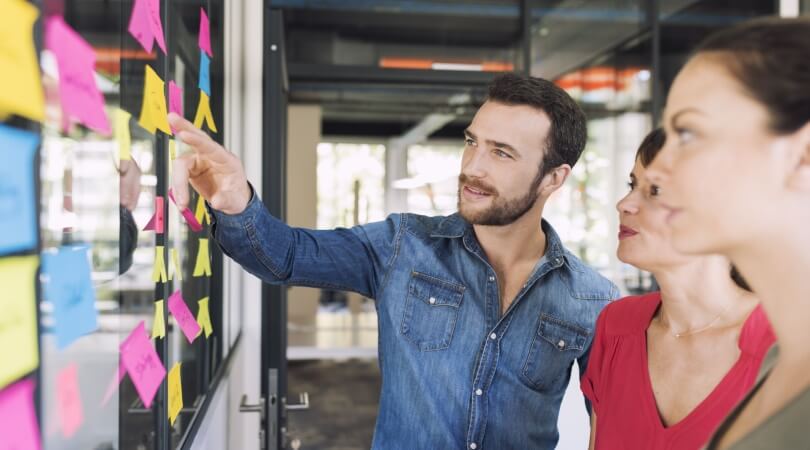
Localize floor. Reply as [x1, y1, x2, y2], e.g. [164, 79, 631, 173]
[287, 359, 381, 450]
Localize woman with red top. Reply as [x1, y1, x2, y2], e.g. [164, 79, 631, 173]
[581, 128, 775, 450]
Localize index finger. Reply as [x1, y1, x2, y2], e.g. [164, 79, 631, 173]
[168, 113, 216, 154]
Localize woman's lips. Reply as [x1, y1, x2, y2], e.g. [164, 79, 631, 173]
[618, 225, 638, 240]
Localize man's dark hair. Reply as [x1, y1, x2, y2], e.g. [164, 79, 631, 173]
[486, 73, 588, 179]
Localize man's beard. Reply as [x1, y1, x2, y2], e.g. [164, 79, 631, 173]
[457, 173, 541, 226]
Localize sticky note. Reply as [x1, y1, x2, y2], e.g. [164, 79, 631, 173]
[195, 195, 211, 226]
[152, 245, 167, 283]
[168, 362, 183, 426]
[0, 256, 39, 390]
[42, 246, 99, 350]
[56, 363, 84, 438]
[152, 299, 165, 339]
[115, 108, 132, 161]
[0, 378, 42, 450]
[168, 249, 182, 281]
[192, 91, 217, 133]
[0, 125, 38, 255]
[168, 81, 183, 133]
[168, 290, 201, 344]
[196, 297, 213, 338]
[199, 51, 211, 96]
[139, 65, 172, 135]
[143, 196, 165, 234]
[0, 0, 45, 122]
[128, 0, 167, 54]
[193, 238, 211, 277]
[167, 188, 203, 232]
[100, 360, 125, 407]
[199, 8, 212, 57]
[120, 321, 166, 408]
[44, 16, 111, 135]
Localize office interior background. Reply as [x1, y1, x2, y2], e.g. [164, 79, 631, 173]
[2, 0, 808, 449]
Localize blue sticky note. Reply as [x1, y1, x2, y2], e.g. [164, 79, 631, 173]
[199, 50, 211, 96]
[0, 124, 38, 255]
[42, 245, 98, 349]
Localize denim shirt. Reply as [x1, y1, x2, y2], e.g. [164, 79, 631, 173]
[210, 193, 619, 450]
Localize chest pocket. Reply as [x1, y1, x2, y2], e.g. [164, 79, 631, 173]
[521, 313, 589, 391]
[400, 271, 465, 352]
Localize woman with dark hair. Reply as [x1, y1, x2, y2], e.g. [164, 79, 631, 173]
[646, 17, 810, 449]
[582, 128, 774, 450]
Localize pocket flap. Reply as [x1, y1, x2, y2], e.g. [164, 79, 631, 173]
[537, 314, 588, 352]
[409, 271, 464, 308]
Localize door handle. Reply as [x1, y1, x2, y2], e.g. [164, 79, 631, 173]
[285, 392, 309, 411]
[239, 394, 266, 422]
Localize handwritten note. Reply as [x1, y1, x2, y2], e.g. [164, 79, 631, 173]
[0, 125, 38, 255]
[169, 249, 183, 281]
[152, 299, 165, 339]
[199, 8, 212, 57]
[195, 194, 211, 226]
[192, 238, 211, 277]
[152, 245, 167, 283]
[42, 246, 98, 350]
[168, 290, 201, 344]
[0, 378, 42, 450]
[138, 65, 172, 135]
[168, 362, 183, 426]
[128, 0, 167, 54]
[196, 297, 213, 338]
[199, 51, 211, 96]
[0, 0, 45, 122]
[0, 256, 39, 390]
[143, 195, 165, 234]
[192, 91, 217, 133]
[44, 16, 111, 135]
[120, 321, 166, 408]
[56, 363, 84, 438]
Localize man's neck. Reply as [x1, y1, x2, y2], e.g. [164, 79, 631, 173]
[472, 203, 547, 272]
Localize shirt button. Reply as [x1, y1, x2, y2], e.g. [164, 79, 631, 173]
[557, 339, 566, 349]
[490, 333, 497, 340]
[429, 297, 436, 305]
[470, 444, 478, 450]
[475, 388, 483, 396]
[488, 276, 495, 282]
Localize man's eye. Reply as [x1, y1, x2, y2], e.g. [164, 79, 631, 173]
[494, 149, 511, 159]
[464, 138, 476, 146]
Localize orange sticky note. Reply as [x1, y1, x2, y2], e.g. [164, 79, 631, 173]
[151, 300, 165, 339]
[0, 0, 45, 122]
[192, 238, 211, 277]
[192, 91, 217, 132]
[152, 245, 167, 283]
[138, 65, 172, 135]
[168, 362, 182, 426]
[196, 297, 212, 338]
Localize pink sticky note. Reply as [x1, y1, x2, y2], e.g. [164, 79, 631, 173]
[148, 0, 167, 54]
[168, 290, 201, 344]
[168, 189, 203, 232]
[0, 378, 42, 450]
[168, 81, 183, 132]
[45, 17, 112, 135]
[199, 8, 212, 57]
[143, 196, 165, 234]
[56, 363, 84, 438]
[101, 359, 126, 407]
[128, 0, 166, 54]
[120, 321, 166, 408]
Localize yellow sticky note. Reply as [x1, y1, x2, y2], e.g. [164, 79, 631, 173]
[168, 362, 183, 426]
[138, 65, 172, 136]
[152, 245, 167, 283]
[115, 109, 132, 161]
[0, 0, 45, 122]
[194, 194, 210, 226]
[168, 248, 182, 281]
[152, 300, 165, 339]
[168, 139, 176, 176]
[192, 238, 211, 277]
[196, 297, 213, 338]
[192, 91, 218, 133]
[0, 256, 40, 390]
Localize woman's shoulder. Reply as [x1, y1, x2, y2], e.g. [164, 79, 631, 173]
[598, 291, 661, 337]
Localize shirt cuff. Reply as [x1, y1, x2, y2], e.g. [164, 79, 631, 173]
[207, 182, 261, 228]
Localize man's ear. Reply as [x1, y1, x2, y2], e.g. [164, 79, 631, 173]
[785, 121, 810, 192]
[539, 164, 572, 197]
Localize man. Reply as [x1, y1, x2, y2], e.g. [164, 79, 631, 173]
[169, 73, 618, 449]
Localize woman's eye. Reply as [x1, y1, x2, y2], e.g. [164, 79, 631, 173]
[675, 127, 695, 144]
[627, 181, 636, 191]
